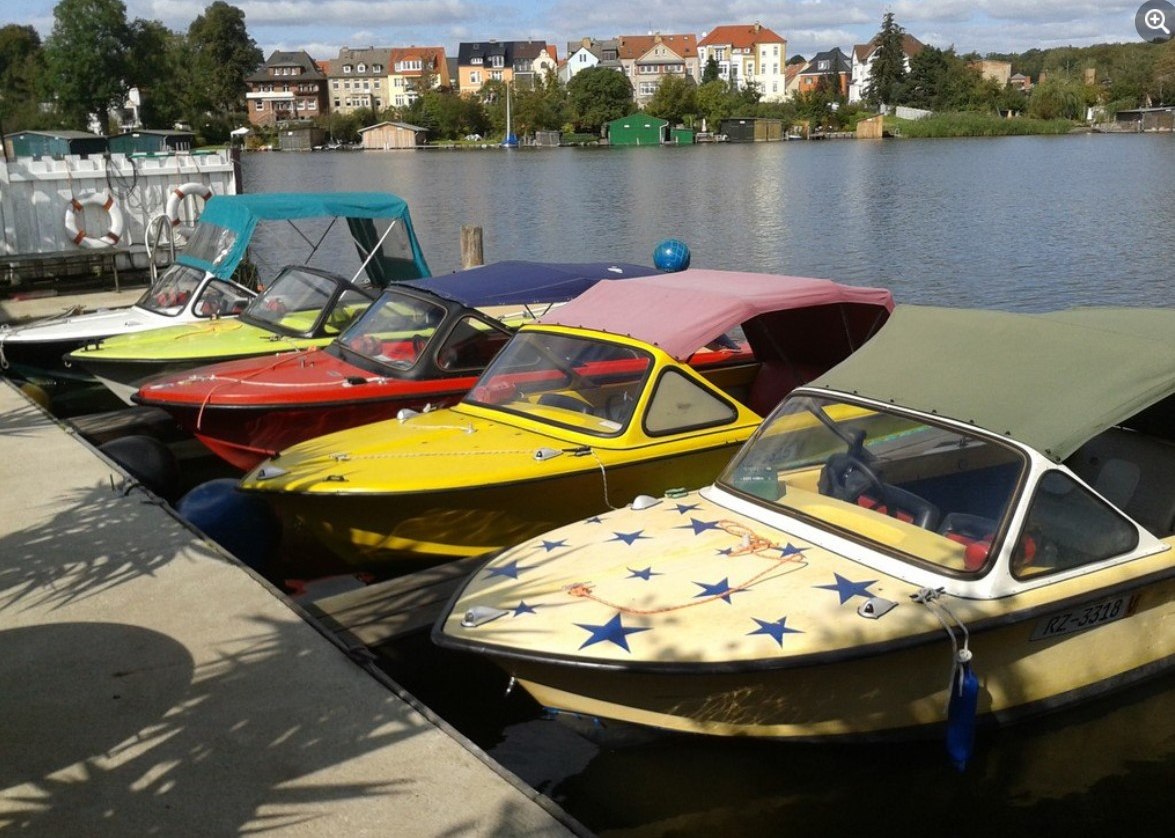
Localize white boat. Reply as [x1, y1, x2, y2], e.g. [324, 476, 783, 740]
[1, 191, 429, 384]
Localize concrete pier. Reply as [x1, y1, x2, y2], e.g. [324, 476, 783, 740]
[0, 379, 580, 836]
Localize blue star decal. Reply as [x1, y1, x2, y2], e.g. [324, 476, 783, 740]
[585, 516, 603, 524]
[575, 613, 651, 651]
[815, 573, 878, 604]
[539, 539, 568, 552]
[776, 543, 809, 559]
[484, 559, 530, 580]
[627, 566, 661, 580]
[513, 601, 537, 616]
[678, 517, 722, 536]
[748, 616, 803, 647]
[670, 502, 701, 515]
[716, 546, 735, 557]
[610, 530, 650, 546]
[693, 577, 742, 604]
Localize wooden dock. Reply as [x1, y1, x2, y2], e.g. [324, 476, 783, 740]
[306, 556, 484, 651]
[0, 378, 581, 836]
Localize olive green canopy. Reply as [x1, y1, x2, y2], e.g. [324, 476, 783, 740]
[806, 305, 1175, 461]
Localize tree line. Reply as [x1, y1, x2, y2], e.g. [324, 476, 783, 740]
[2, 4, 1173, 146]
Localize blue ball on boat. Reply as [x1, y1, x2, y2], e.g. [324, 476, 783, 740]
[653, 239, 691, 272]
[176, 478, 280, 572]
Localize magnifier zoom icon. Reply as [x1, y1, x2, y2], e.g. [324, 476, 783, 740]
[1147, 9, 1171, 34]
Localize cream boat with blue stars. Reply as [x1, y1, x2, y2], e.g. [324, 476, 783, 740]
[435, 306, 1175, 744]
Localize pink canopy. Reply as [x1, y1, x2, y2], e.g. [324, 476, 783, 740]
[536, 269, 895, 360]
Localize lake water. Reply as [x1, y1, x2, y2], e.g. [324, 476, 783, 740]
[241, 134, 1174, 313]
[238, 137, 1175, 837]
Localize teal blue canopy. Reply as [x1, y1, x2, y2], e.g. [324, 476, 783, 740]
[177, 191, 430, 286]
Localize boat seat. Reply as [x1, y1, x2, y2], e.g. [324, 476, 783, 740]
[1066, 427, 1175, 536]
[857, 484, 941, 530]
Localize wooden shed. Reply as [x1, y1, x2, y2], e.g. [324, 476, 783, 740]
[606, 114, 668, 146]
[107, 129, 195, 155]
[277, 123, 327, 151]
[719, 118, 783, 143]
[359, 122, 428, 150]
[4, 130, 108, 159]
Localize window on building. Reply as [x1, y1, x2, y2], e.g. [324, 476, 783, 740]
[343, 65, 352, 74]
[255, 100, 263, 111]
[471, 56, 482, 65]
[490, 71, 502, 81]
[307, 100, 316, 110]
[470, 71, 480, 84]
[818, 60, 830, 71]
[491, 55, 503, 68]
[357, 63, 366, 73]
[374, 64, 383, 73]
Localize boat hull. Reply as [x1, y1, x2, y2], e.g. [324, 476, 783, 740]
[261, 442, 745, 569]
[490, 574, 1175, 738]
[157, 387, 471, 470]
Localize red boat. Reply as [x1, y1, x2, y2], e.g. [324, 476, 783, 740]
[133, 261, 661, 469]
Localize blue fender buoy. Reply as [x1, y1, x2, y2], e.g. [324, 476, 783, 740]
[99, 434, 181, 503]
[653, 238, 691, 272]
[176, 478, 280, 572]
[946, 649, 979, 771]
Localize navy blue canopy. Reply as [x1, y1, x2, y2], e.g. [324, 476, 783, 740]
[402, 261, 659, 307]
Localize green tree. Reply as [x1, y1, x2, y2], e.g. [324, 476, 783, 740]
[43, 0, 131, 133]
[694, 79, 737, 131]
[566, 66, 633, 133]
[187, 2, 261, 117]
[1026, 76, 1085, 120]
[701, 55, 720, 84]
[0, 25, 46, 131]
[125, 19, 188, 128]
[409, 87, 486, 140]
[1156, 40, 1175, 104]
[645, 74, 697, 126]
[864, 11, 908, 108]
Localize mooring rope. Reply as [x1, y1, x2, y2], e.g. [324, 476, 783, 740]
[912, 586, 973, 700]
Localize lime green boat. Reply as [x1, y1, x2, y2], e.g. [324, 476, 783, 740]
[66, 192, 432, 403]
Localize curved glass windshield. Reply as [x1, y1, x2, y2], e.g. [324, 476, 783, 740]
[466, 331, 652, 436]
[137, 264, 207, 315]
[339, 291, 447, 369]
[242, 268, 368, 336]
[721, 395, 1026, 574]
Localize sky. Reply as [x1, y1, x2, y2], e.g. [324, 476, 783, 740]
[4, 1, 1157, 63]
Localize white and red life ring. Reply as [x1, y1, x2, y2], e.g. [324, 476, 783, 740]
[165, 181, 214, 227]
[64, 191, 124, 248]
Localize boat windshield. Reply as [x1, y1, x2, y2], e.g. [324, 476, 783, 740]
[338, 291, 447, 370]
[137, 264, 207, 316]
[720, 394, 1026, 574]
[465, 331, 653, 436]
[241, 268, 370, 337]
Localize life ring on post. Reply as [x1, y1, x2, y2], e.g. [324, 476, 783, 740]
[165, 182, 214, 227]
[64, 191, 124, 248]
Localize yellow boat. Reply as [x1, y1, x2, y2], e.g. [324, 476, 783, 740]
[239, 269, 893, 569]
[435, 306, 1175, 755]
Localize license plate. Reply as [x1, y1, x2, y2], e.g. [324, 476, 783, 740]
[1029, 594, 1134, 641]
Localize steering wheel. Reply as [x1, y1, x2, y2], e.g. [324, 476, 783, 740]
[819, 452, 896, 517]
